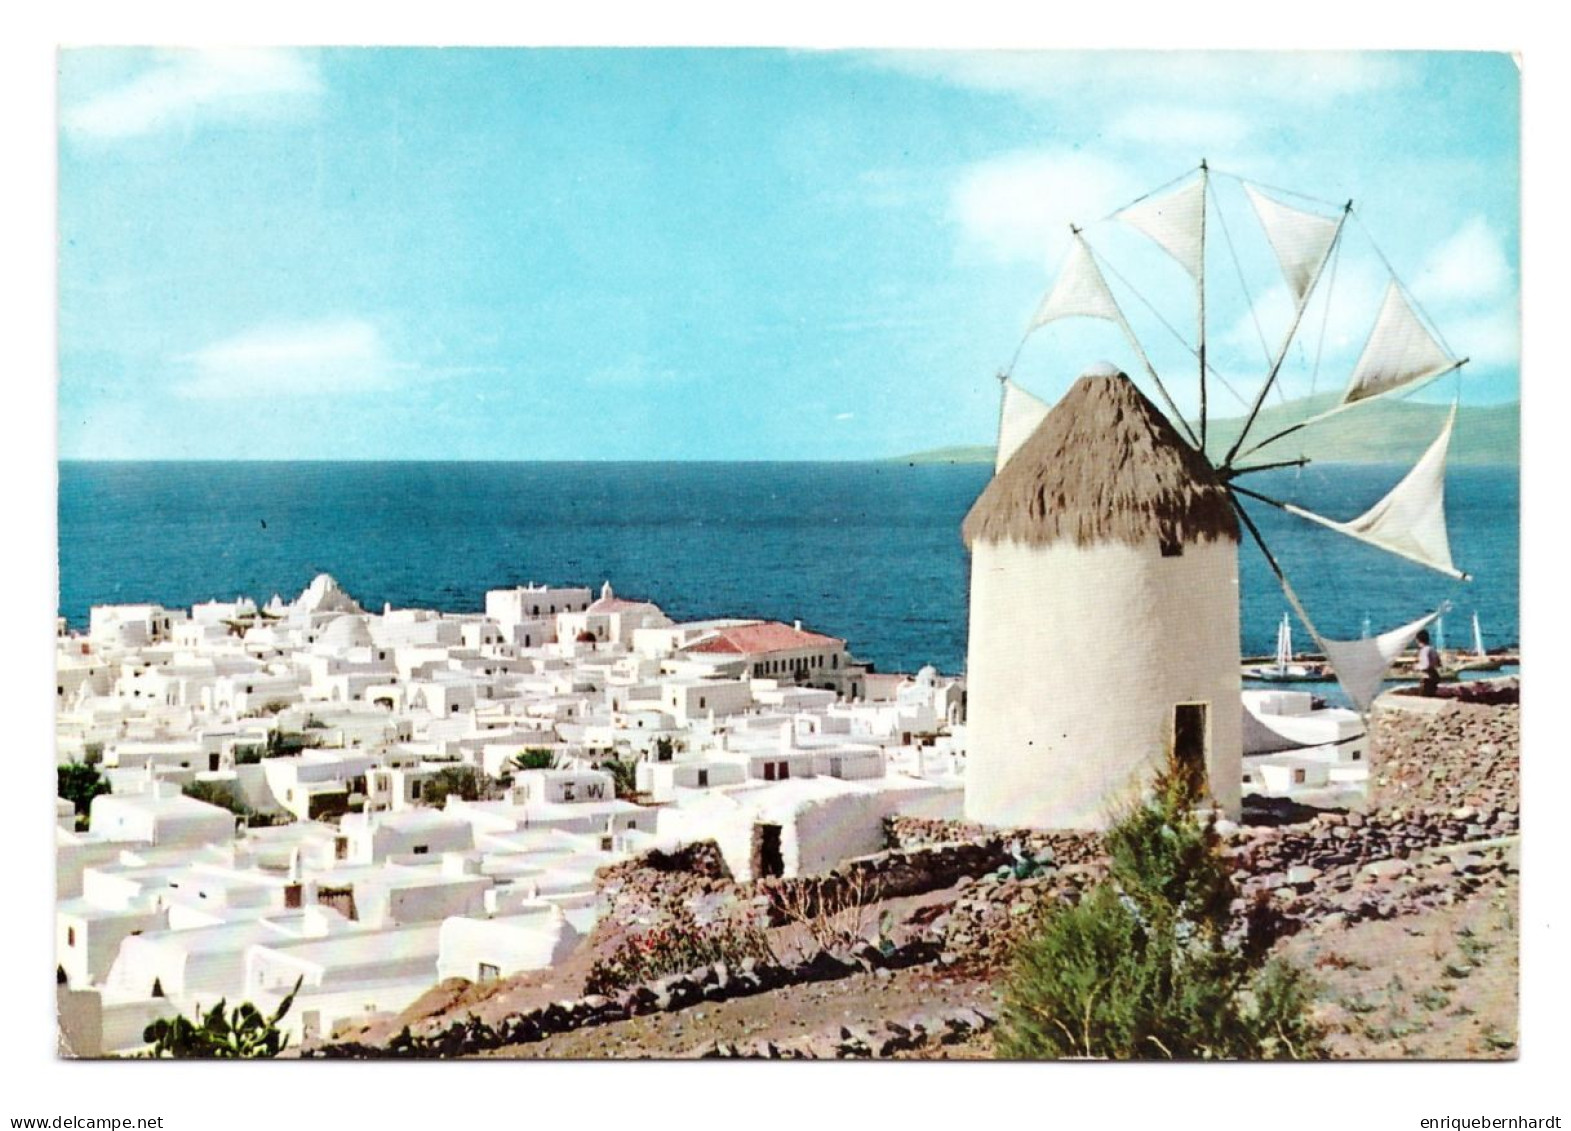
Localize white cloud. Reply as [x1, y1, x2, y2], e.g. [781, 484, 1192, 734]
[1220, 259, 1389, 362]
[1106, 106, 1252, 149]
[1445, 307, 1519, 370]
[866, 50, 1411, 110]
[175, 319, 397, 399]
[63, 48, 322, 140]
[1415, 216, 1514, 305]
[951, 149, 1141, 266]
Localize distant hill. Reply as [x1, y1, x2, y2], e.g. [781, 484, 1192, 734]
[891, 396, 1519, 466]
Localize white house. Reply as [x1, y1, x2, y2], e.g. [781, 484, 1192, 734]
[89, 786, 237, 848]
[436, 905, 583, 983]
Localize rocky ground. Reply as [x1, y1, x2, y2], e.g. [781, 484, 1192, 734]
[313, 694, 1519, 1061]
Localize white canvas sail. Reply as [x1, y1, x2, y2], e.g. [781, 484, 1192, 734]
[1028, 239, 1123, 330]
[1473, 612, 1486, 659]
[1321, 609, 1443, 716]
[995, 378, 1051, 472]
[1281, 404, 1465, 579]
[1244, 185, 1341, 304]
[1116, 176, 1206, 280]
[1342, 281, 1457, 406]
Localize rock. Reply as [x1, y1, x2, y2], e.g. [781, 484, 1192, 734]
[1362, 858, 1410, 880]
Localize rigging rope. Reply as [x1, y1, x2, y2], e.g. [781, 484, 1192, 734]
[1213, 182, 1275, 372]
[1101, 163, 1203, 221]
[1211, 168, 1345, 212]
[1092, 246, 1251, 411]
[1349, 210, 1460, 360]
[1308, 230, 1344, 399]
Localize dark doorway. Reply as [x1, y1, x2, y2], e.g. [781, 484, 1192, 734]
[1172, 702, 1209, 798]
[751, 823, 784, 878]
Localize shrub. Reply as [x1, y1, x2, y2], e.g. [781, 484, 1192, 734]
[510, 749, 556, 772]
[583, 901, 774, 995]
[995, 761, 1324, 1060]
[420, 765, 496, 807]
[265, 729, 320, 758]
[143, 979, 301, 1058]
[598, 756, 639, 800]
[58, 762, 109, 818]
[181, 780, 286, 828]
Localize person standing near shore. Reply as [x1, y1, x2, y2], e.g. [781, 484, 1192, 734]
[1416, 630, 1441, 697]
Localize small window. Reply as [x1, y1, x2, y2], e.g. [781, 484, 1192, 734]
[1292, 768, 1307, 784]
[699, 697, 706, 710]
[67, 927, 76, 947]
[1352, 751, 1362, 762]
[697, 769, 709, 787]
[412, 845, 429, 855]
[478, 962, 501, 982]
[1160, 536, 1183, 558]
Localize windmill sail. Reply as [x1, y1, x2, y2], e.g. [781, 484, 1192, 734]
[1320, 608, 1443, 715]
[1028, 239, 1123, 330]
[1116, 176, 1206, 280]
[1342, 281, 1458, 406]
[996, 378, 1051, 472]
[1280, 405, 1466, 579]
[1245, 185, 1341, 304]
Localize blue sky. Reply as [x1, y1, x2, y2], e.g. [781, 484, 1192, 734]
[57, 49, 1519, 460]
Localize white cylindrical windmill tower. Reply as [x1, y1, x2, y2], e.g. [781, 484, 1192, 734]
[962, 363, 1242, 830]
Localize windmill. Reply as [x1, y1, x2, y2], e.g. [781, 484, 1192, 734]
[962, 162, 1471, 830]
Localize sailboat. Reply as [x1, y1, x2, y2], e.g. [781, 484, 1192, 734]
[1455, 610, 1503, 672]
[993, 159, 1473, 717]
[1244, 613, 1324, 682]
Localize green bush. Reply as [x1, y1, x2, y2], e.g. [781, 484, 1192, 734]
[181, 780, 286, 828]
[995, 764, 1324, 1061]
[143, 979, 301, 1058]
[598, 756, 639, 800]
[420, 765, 494, 807]
[57, 762, 109, 818]
[509, 749, 555, 772]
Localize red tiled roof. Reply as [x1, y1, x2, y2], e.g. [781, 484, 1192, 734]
[683, 622, 843, 656]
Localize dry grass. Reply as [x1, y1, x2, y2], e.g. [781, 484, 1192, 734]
[962, 372, 1238, 551]
[771, 871, 886, 962]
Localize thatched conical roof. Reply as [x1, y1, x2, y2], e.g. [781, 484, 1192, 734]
[962, 366, 1238, 550]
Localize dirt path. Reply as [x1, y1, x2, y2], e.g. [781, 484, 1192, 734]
[1284, 847, 1519, 1059]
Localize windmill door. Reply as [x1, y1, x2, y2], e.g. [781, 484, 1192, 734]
[1172, 703, 1209, 795]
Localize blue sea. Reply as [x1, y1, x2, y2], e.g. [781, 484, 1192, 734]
[57, 462, 1518, 682]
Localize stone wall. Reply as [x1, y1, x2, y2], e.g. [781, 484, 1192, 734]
[307, 942, 941, 1059]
